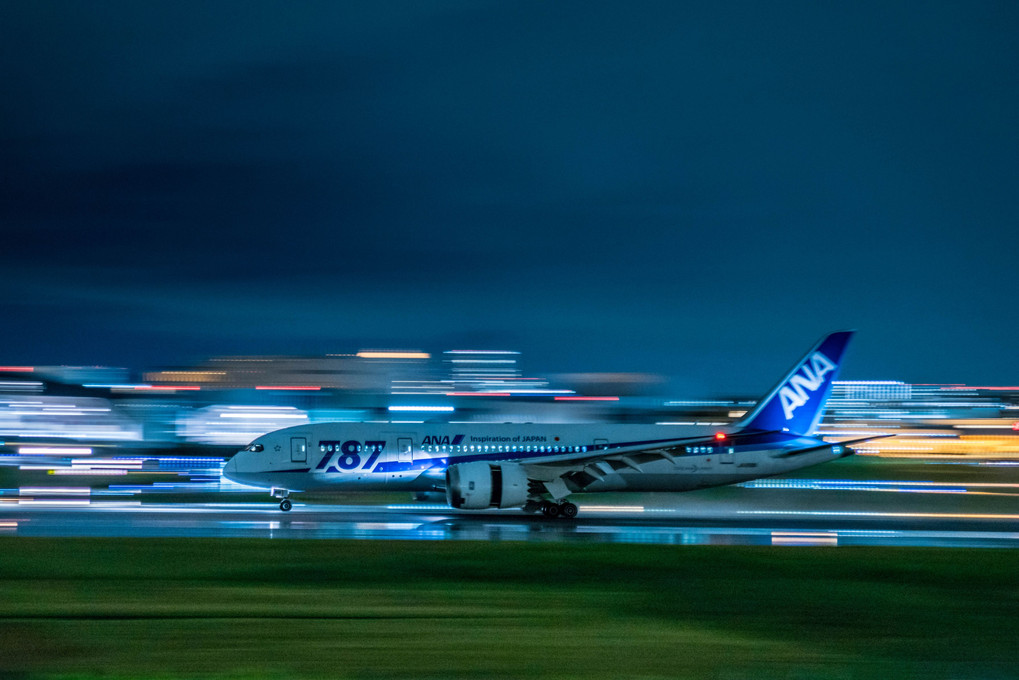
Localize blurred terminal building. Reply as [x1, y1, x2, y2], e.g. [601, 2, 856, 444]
[1, 350, 1018, 464]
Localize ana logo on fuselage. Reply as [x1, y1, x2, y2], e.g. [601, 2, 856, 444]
[421, 434, 464, 446]
[778, 352, 835, 420]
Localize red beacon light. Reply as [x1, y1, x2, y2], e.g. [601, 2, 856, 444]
[714, 432, 727, 441]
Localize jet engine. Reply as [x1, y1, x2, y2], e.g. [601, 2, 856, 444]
[445, 461, 530, 509]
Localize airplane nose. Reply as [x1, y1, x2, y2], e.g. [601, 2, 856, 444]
[223, 455, 239, 481]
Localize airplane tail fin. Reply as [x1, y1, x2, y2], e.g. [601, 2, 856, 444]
[735, 331, 854, 436]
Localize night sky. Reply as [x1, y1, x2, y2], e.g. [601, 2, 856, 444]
[2, 2, 1017, 394]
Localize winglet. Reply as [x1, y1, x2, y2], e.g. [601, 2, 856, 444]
[736, 331, 854, 436]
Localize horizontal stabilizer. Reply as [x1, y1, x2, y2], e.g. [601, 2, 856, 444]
[772, 434, 895, 458]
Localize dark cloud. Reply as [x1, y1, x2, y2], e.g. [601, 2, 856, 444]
[1, 1, 1017, 391]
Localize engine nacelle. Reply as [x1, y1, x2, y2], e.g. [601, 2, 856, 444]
[445, 461, 530, 510]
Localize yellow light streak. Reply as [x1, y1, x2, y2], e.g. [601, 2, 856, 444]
[743, 510, 1019, 520]
[143, 370, 227, 383]
[859, 434, 1019, 459]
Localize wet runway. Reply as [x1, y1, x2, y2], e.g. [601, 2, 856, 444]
[2, 499, 1018, 547]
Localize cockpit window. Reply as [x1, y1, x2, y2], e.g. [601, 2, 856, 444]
[246, 443, 264, 452]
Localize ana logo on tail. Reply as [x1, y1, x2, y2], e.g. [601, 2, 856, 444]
[779, 352, 835, 420]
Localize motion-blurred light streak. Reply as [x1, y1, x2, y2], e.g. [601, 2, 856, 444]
[740, 510, 1019, 520]
[254, 385, 322, 391]
[356, 352, 430, 359]
[20, 487, 90, 495]
[18, 446, 92, 455]
[771, 531, 838, 546]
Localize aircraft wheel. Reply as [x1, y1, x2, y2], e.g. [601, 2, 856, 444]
[280, 499, 292, 512]
[559, 502, 578, 519]
[541, 501, 559, 518]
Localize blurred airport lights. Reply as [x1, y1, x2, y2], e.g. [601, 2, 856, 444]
[254, 385, 321, 391]
[18, 446, 92, 455]
[2, 352, 1018, 463]
[357, 351, 430, 359]
[555, 396, 619, 401]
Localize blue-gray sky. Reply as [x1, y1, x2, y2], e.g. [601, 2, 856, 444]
[1, 1, 1016, 394]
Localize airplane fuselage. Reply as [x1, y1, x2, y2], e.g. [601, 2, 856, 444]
[223, 422, 847, 494]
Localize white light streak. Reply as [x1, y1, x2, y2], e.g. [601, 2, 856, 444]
[772, 532, 838, 546]
[51, 469, 128, 476]
[448, 359, 517, 364]
[20, 487, 91, 495]
[219, 412, 307, 419]
[582, 506, 646, 513]
[354, 523, 422, 531]
[17, 499, 91, 506]
[444, 350, 520, 355]
[18, 447, 93, 456]
[71, 459, 144, 469]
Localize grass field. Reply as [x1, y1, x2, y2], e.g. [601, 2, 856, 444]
[1, 538, 1018, 679]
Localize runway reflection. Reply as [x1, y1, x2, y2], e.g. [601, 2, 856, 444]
[2, 502, 1018, 548]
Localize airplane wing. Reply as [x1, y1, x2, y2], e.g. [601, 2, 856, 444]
[517, 431, 887, 496]
[516, 430, 781, 488]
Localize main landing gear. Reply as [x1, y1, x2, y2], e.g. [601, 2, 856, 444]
[272, 488, 292, 512]
[540, 500, 578, 519]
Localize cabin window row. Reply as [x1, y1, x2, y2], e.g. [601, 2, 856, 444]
[317, 443, 589, 455]
[424, 444, 588, 454]
[684, 446, 735, 454]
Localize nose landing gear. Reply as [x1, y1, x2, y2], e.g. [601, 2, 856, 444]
[279, 498, 292, 512]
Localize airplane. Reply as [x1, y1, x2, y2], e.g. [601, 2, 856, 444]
[223, 330, 885, 516]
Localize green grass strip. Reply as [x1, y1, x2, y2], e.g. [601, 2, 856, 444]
[1, 537, 1018, 679]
